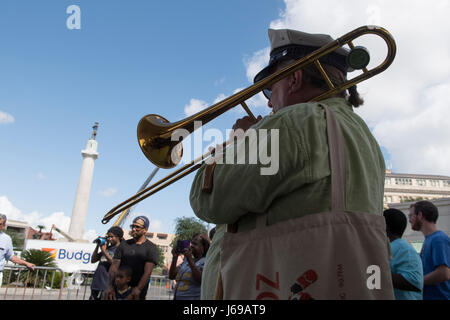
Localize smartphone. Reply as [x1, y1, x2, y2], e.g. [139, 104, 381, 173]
[176, 240, 191, 253]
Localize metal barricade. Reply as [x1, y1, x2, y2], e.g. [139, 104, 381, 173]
[0, 265, 65, 300]
[147, 275, 173, 300]
[1, 266, 173, 300]
[65, 270, 95, 300]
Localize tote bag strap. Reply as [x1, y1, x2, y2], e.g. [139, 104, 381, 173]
[215, 104, 348, 300]
[322, 104, 347, 212]
[253, 104, 348, 228]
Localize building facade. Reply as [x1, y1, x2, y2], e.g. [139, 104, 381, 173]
[145, 231, 176, 269]
[383, 170, 450, 252]
[384, 170, 450, 206]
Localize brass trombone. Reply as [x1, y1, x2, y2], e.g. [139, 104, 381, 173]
[102, 25, 396, 225]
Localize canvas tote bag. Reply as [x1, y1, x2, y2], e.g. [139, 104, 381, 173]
[215, 104, 394, 300]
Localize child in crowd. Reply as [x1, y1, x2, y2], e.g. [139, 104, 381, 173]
[114, 265, 133, 300]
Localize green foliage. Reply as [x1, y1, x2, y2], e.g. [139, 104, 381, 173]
[21, 249, 57, 268]
[2, 268, 65, 289]
[400, 196, 426, 203]
[49, 271, 67, 289]
[1, 269, 11, 286]
[171, 216, 207, 248]
[19, 249, 58, 287]
[156, 246, 165, 266]
[4, 229, 25, 250]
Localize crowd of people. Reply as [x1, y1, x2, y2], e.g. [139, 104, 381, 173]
[1, 26, 449, 300]
[0, 203, 448, 300]
[88, 215, 213, 300]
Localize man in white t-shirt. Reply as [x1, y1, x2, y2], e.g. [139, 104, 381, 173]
[0, 213, 35, 286]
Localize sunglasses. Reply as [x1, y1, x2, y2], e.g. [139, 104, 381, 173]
[263, 88, 271, 100]
[130, 224, 144, 230]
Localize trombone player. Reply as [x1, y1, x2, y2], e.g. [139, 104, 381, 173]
[189, 28, 394, 299]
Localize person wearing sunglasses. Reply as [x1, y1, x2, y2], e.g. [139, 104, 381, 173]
[104, 216, 159, 300]
[190, 28, 390, 299]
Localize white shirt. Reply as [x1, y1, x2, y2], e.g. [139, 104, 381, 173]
[0, 231, 14, 271]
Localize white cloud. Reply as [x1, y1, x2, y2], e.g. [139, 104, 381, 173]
[184, 98, 209, 116]
[243, 47, 270, 84]
[100, 187, 117, 197]
[373, 82, 450, 174]
[37, 172, 45, 180]
[242, 0, 450, 175]
[0, 195, 96, 241]
[41, 211, 71, 237]
[184, 94, 233, 117]
[0, 196, 23, 220]
[83, 229, 98, 243]
[213, 93, 227, 104]
[0, 111, 14, 124]
[0, 195, 69, 236]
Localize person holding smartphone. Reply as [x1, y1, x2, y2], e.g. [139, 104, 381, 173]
[90, 226, 124, 300]
[169, 233, 210, 300]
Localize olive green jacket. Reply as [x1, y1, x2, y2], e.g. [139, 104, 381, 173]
[200, 224, 226, 300]
[191, 98, 385, 299]
[190, 97, 385, 233]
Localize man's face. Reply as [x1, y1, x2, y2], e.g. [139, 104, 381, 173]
[266, 62, 303, 114]
[268, 76, 291, 114]
[0, 219, 6, 232]
[408, 207, 422, 231]
[130, 219, 147, 240]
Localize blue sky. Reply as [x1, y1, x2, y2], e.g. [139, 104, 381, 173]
[1, 0, 449, 240]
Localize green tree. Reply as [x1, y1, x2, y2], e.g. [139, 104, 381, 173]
[4, 229, 25, 250]
[171, 216, 207, 248]
[33, 225, 45, 239]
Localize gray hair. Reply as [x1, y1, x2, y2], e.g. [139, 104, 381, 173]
[0, 213, 6, 223]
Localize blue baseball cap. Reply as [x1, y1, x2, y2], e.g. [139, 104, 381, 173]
[133, 216, 149, 230]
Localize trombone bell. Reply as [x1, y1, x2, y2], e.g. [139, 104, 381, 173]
[137, 114, 183, 169]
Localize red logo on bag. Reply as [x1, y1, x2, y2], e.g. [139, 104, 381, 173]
[256, 272, 280, 300]
[289, 269, 318, 300]
[255, 269, 318, 300]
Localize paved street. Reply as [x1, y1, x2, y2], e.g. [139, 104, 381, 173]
[0, 284, 172, 300]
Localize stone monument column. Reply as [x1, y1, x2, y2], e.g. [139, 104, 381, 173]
[68, 122, 99, 241]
